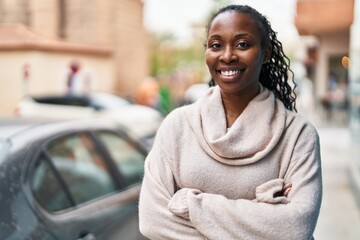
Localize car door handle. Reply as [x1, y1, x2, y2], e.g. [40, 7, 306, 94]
[78, 232, 96, 240]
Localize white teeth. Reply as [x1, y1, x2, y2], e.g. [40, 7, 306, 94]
[221, 70, 241, 76]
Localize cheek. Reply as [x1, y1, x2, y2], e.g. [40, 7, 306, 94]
[245, 52, 264, 70]
[205, 51, 216, 69]
[243, 50, 260, 61]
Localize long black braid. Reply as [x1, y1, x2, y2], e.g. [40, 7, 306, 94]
[207, 5, 297, 112]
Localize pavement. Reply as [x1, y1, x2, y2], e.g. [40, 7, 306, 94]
[311, 123, 360, 240]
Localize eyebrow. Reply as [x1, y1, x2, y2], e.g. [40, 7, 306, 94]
[208, 33, 252, 40]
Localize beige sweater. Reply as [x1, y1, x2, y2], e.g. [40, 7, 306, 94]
[139, 85, 322, 240]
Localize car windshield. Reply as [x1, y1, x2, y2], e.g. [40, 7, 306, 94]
[0, 138, 10, 162]
[90, 93, 130, 110]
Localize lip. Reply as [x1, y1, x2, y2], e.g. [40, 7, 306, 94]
[216, 67, 245, 82]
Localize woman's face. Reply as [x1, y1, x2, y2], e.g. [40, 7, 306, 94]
[205, 12, 270, 95]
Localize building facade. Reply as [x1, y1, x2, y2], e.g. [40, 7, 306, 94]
[295, 0, 360, 207]
[0, 0, 149, 116]
[294, 0, 354, 122]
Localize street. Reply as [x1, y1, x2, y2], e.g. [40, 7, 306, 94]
[313, 125, 360, 239]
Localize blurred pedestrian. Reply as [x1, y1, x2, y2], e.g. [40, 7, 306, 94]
[294, 62, 315, 120]
[136, 76, 174, 115]
[22, 63, 30, 96]
[135, 77, 160, 109]
[158, 84, 173, 115]
[66, 60, 81, 95]
[298, 75, 315, 118]
[139, 5, 322, 240]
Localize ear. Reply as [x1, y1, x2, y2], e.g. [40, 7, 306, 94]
[263, 46, 272, 64]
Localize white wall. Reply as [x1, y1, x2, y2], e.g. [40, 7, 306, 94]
[0, 50, 114, 117]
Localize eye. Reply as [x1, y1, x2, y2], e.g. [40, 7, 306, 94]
[237, 42, 249, 49]
[209, 43, 221, 50]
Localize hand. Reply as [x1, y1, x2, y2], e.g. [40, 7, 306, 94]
[283, 183, 292, 197]
[255, 179, 290, 204]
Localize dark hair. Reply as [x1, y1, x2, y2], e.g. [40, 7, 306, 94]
[206, 5, 297, 112]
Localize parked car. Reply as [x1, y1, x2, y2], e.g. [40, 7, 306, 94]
[0, 118, 148, 240]
[14, 92, 164, 150]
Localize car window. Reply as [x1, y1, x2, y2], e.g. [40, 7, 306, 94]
[33, 96, 89, 107]
[31, 133, 118, 212]
[31, 154, 73, 212]
[47, 133, 118, 205]
[97, 132, 145, 186]
[89, 93, 130, 110]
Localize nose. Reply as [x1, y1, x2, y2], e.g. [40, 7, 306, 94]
[219, 46, 238, 63]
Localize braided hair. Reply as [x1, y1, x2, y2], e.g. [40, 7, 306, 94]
[206, 5, 297, 112]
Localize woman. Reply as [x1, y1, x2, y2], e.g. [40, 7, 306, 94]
[139, 5, 322, 240]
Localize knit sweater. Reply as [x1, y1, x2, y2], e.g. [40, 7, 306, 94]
[139, 85, 322, 240]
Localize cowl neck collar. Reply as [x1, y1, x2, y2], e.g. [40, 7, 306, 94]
[186, 85, 287, 165]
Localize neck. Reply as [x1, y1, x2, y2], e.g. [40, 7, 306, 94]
[221, 84, 260, 128]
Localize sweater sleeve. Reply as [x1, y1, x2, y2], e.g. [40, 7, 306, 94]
[168, 126, 322, 240]
[138, 112, 205, 240]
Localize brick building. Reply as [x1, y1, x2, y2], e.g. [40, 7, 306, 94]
[0, 0, 149, 116]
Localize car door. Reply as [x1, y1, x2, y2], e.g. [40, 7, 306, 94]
[28, 131, 146, 240]
[94, 130, 148, 240]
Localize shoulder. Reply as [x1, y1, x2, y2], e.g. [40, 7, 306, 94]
[155, 105, 194, 138]
[271, 96, 319, 142]
[286, 110, 318, 134]
[285, 110, 320, 154]
[152, 105, 194, 155]
[159, 105, 191, 127]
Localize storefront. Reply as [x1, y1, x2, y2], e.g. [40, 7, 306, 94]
[294, 0, 354, 123]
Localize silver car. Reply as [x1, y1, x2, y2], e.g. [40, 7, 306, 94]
[0, 118, 148, 240]
[15, 92, 164, 151]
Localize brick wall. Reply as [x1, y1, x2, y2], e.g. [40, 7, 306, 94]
[114, 0, 149, 96]
[0, 0, 30, 24]
[30, 0, 59, 37]
[0, 0, 149, 97]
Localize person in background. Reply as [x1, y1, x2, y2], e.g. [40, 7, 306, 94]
[158, 84, 173, 115]
[139, 5, 322, 240]
[135, 77, 160, 109]
[66, 60, 81, 95]
[136, 76, 174, 115]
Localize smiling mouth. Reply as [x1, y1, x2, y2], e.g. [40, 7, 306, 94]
[218, 69, 245, 77]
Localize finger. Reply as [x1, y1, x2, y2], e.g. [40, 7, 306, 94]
[283, 187, 292, 197]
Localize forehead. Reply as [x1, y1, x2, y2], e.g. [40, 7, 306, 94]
[208, 11, 261, 37]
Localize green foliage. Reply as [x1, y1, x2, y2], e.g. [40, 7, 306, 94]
[149, 33, 205, 78]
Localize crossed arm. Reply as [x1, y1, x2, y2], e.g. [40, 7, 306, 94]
[139, 133, 321, 240]
[139, 145, 205, 239]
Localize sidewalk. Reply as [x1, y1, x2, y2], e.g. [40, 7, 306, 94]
[313, 125, 360, 239]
